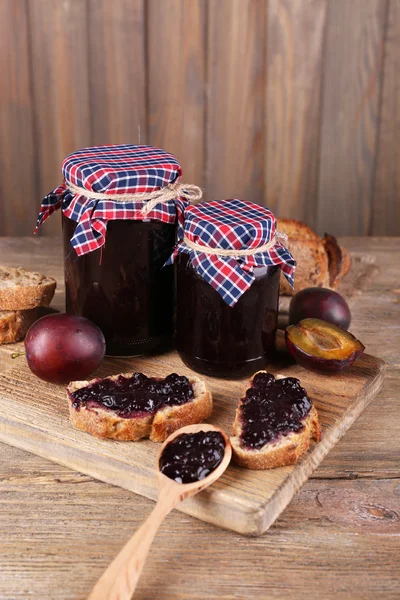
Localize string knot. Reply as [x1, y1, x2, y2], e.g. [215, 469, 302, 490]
[183, 230, 286, 257]
[65, 180, 203, 216]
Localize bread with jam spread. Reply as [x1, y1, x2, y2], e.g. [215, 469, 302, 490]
[67, 372, 213, 442]
[277, 219, 352, 295]
[231, 371, 321, 469]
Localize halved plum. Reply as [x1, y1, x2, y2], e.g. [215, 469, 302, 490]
[285, 318, 365, 373]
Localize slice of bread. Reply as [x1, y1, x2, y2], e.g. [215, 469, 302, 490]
[0, 266, 56, 310]
[0, 309, 38, 344]
[277, 219, 351, 296]
[67, 373, 213, 442]
[231, 371, 321, 469]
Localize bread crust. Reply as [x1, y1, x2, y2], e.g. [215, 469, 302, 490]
[67, 373, 213, 442]
[231, 371, 321, 469]
[0, 309, 38, 344]
[150, 378, 213, 442]
[278, 219, 329, 295]
[341, 246, 352, 279]
[0, 266, 56, 310]
[277, 218, 351, 295]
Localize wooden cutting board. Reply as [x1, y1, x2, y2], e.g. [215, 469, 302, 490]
[0, 334, 385, 536]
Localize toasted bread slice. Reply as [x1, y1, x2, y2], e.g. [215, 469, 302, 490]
[67, 372, 213, 442]
[277, 219, 351, 295]
[0, 266, 56, 310]
[0, 309, 39, 344]
[277, 219, 329, 295]
[231, 371, 321, 469]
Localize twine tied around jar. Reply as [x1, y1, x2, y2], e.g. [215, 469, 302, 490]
[183, 230, 288, 257]
[65, 181, 203, 216]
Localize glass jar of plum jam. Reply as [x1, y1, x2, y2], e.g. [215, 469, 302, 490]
[62, 215, 176, 356]
[176, 255, 280, 377]
[168, 200, 295, 378]
[36, 144, 202, 356]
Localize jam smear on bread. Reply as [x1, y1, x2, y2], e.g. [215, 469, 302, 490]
[67, 371, 213, 442]
[239, 372, 312, 449]
[231, 371, 321, 470]
[70, 372, 194, 418]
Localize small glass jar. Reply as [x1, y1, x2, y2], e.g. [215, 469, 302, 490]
[170, 199, 295, 379]
[63, 215, 176, 356]
[176, 254, 280, 378]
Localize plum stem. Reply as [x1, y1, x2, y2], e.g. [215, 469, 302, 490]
[11, 351, 25, 359]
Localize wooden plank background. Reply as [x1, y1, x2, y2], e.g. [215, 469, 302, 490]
[0, 0, 398, 237]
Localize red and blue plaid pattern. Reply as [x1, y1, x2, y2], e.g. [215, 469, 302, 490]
[35, 145, 183, 255]
[168, 200, 296, 306]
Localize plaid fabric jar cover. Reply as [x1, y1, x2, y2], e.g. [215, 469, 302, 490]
[167, 199, 296, 307]
[35, 144, 187, 256]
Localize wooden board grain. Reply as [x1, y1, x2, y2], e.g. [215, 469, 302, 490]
[316, 0, 387, 236]
[206, 0, 266, 203]
[28, 0, 91, 237]
[2, 1, 399, 239]
[265, 0, 327, 226]
[88, 0, 146, 147]
[0, 0, 37, 236]
[371, 0, 400, 235]
[0, 346, 385, 536]
[148, 0, 206, 185]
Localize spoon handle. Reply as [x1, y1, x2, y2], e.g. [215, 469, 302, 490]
[87, 492, 176, 600]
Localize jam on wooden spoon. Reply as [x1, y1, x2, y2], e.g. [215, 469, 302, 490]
[87, 424, 231, 600]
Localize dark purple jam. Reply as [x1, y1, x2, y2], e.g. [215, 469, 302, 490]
[159, 431, 226, 484]
[70, 373, 193, 418]
[176, 254, 280, 379]
[63, 215, 176, 357]
[240, 372, 312, 450]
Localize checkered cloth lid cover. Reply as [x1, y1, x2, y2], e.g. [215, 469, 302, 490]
[35, 144, 184, 256]
[167, 199, 296, 306]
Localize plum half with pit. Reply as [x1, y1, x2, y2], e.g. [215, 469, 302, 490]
[25, 314, 105, 384]
[289, 287, 351, 330]
[285, 318, 365, 373]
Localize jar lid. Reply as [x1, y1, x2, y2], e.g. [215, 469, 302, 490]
[168, 199, 296, 306]
[35, 145, 202, 256]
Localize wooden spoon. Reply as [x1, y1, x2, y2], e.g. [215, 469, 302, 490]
[87, 423, 232, 600]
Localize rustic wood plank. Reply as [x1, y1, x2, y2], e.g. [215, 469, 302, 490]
[316, 0, 387, 236]
[265, 0, 327, 226]
[0, 236, 398, 598]
[313, 367, 400, 478]
[0, 443, 398, 599]
[88, 0, 146, 146]
[206, 0, 266, 203]
[0, 349, 385, 536]
[371, 0, 400, 235]
[0, 0, 37, 236]
[28, 0, 91, 237]
[0, 236, 398, 483]
[147, 0, 206, 185]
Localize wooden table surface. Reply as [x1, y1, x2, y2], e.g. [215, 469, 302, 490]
[0, 236, 399, 600]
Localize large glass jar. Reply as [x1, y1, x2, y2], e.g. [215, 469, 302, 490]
[63, 215, 176, 356]
[35, 144, 198, 357]
[176, 254, 280, 378]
